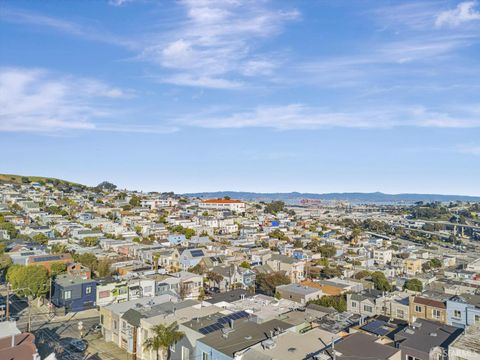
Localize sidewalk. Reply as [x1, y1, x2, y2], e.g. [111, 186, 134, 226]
[84, 334, 128, 360]
[52, 308, 100, 323]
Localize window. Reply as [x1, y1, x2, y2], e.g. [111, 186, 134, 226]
[86, 286, 92, 294]
[407, 356, 421, 360]
[182, 347, 190, 360]
[113, 320, 118, 330]
[363, 305, 373, 313]
[453, 310, 462, 319]
[351, 301, 357, 308]
[397, 309, 405, 319]
[415, 305, 422, 313]
[100, 315, 104, 324]
[64, 290, 72, 300]
[475, 315, 480, 324]
[202, 352, 209, 360]
[432, 309, 441, 319]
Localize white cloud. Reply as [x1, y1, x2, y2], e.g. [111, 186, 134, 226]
[161, 74, 243, 89]
[140, 0, 299, 88]
[108, 0, 135, 6]
[0, 67, 169, 133]
[435, 1, 480, 27]
[180, 104, 480, 130]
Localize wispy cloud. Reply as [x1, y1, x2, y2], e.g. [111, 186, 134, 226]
[436, 1, 480, 28]
[180, 103, 480, 130]
[0, 67, 174, 134]
[139, 0, 299, 88]
[0, 8, 136, 49]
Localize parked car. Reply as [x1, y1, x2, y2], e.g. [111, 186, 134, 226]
[207, 287, 220, 294]
[70, 339, 88, 352]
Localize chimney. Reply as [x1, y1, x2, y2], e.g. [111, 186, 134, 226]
[230, 319, 234, 329]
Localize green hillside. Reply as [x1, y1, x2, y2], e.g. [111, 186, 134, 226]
[0, 173, 86, 188]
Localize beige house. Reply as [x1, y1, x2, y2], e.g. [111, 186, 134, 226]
[409, 295, 447, 324]
[266, 254, 305, 283]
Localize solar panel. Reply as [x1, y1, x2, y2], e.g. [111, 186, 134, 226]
[361, 320, 394, 336]
[198, 311, 249, 335]
[33, 255, 62, 262]
[190, 250, 204, 257]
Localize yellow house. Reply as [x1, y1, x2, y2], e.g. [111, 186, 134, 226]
[404, 258, 423, 276]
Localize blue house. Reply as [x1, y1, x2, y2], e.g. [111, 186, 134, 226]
[52, 274, 96, 312]
[180, 248, 205, 270]
[446, 294, 480, 328]
[167, 234, 186, 246]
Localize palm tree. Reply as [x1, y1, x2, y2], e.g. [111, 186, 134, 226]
[143, 322, 184, 360]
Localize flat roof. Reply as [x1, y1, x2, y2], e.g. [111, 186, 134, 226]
[243, 327, 335, 360]
[198, 318, 292, 358]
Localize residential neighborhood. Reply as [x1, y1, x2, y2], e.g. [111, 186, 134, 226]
[1, 177, 480, 359]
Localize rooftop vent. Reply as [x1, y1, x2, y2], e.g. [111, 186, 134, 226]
[430, 332, 437, 337]
[261, 339, 276, 350]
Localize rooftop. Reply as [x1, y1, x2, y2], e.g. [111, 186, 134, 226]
[450, 323, 480, 353]
[324, 332, 400, 360]
[198, 318, 291, 358]
[394, 318, 462, 354]
[243, 327, 335, 360]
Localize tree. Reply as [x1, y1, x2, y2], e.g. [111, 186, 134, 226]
[354, 270, 371, 280]
[264, 201, 285, 214]
[0, 254, 12, 273]
[207, 271, 223, 287]
[184, 228, 195, 239]
[143, 322, 184, 360]
[321, 266, 343, 279]
[318, 245, 336, 258]
[7, 265, 49, 298]
[74, 253, 98, 273]
[268, 229, 288, 240]
[239, 261, 251, 269]
[0, 215, 19, 238]
[83, 236, 99, 247]
[198, 287, 205, 301]
[293, 239, 304, 248]
[129, 195, 141, 207]
[371, 271, 392, 292]
[255, 272, 290, 296]
[308, 295, 347, 312]
[32, 233, 49, 245]
[96, 259, 112, 277]
[50, 262, 67, 276]
[95, 181, 117, 191]
[404, 278, 423, 292]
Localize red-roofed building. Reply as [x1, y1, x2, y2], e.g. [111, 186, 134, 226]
[199, 199, 246, 212]
[0, 324, 40, 360]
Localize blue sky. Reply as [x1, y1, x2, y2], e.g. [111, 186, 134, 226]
[0, 0, 479, 195]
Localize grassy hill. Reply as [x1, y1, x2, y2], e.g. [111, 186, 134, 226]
[0, 173, 86, 188]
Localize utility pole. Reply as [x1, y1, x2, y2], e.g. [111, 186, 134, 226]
[27, 295, 32, 332]
[132, 325, 137, 360]
[48, 277, 52, 316]
[6, 282, 10, 321]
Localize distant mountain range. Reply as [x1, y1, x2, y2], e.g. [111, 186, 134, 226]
[183, 191, 480, 203]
